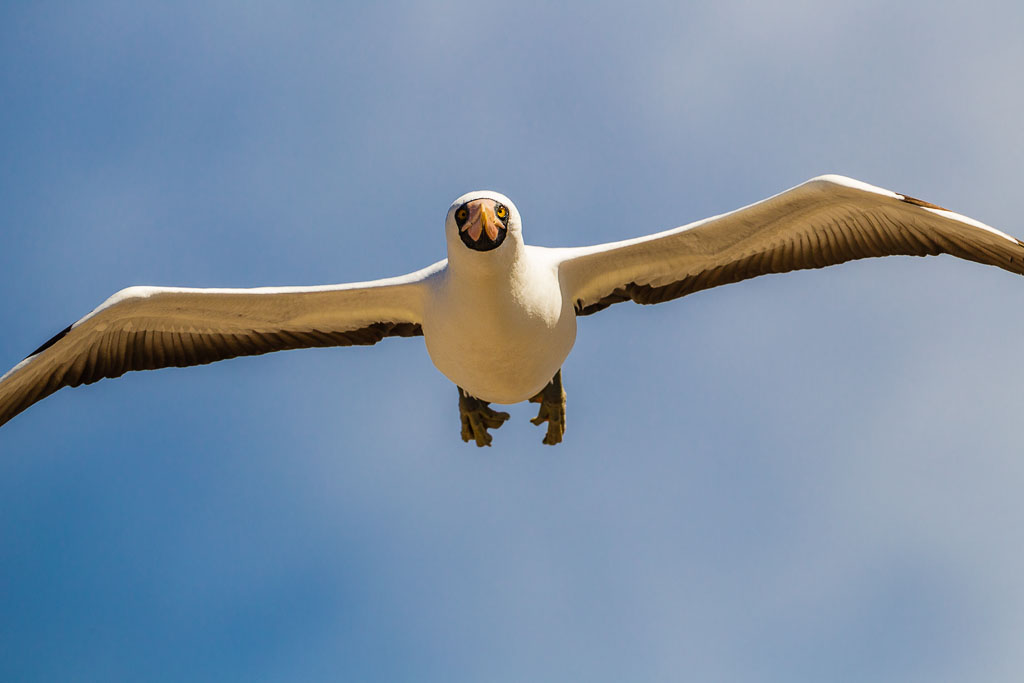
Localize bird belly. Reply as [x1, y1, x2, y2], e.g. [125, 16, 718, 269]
[423, 287, 576, 404]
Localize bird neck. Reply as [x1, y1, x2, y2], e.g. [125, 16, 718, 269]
[446, 238, 526, 282]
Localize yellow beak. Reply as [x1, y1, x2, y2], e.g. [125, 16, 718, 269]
[479, 206, 490, 240]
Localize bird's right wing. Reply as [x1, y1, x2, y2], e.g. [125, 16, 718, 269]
[0, 260, 445, 428]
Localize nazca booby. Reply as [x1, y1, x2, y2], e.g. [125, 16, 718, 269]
[2, 175, 1023, 446]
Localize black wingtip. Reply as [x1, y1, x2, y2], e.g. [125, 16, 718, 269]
[25, 323, 73, 360]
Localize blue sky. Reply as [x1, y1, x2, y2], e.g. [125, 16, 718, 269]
[2, 1, 1024, 681]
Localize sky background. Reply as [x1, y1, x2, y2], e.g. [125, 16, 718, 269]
[2, 1, 1024, 681]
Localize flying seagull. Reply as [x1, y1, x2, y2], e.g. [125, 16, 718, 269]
[2, 175, 1022, 446]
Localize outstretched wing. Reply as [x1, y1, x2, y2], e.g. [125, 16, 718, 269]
[0, 261, 445, 428]
[556, 175, 1024, 315]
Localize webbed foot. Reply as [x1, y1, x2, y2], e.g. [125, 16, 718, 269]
[458, 387, 510, 447]
[529, 369, 566, 446]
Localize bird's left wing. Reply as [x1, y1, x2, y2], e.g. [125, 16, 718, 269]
[555, 175, 1024, 315]
[0, 261, 444, 428]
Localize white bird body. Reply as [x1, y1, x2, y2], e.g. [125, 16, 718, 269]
[423, 245, 576, 403]
[3, 175, 1023, 445]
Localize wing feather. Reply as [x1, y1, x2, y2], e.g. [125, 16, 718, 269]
[0, 262, 443, 428]
[557, 176, 1024, 315]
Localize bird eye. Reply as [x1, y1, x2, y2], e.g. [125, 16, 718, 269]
[455, 207, 469, 223]
[495, 204, 508, 220]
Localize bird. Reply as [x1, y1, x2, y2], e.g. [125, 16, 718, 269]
[2, 174, 1023, 446]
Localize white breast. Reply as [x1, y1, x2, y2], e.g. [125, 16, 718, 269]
[422, 247, 576, 404]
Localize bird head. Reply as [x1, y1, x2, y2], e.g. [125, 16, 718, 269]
[445, 190, 521, 256]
